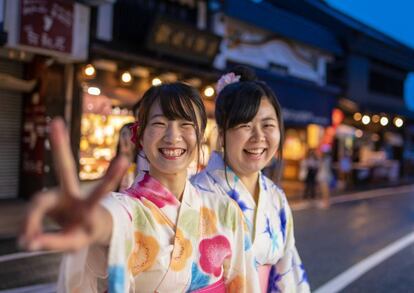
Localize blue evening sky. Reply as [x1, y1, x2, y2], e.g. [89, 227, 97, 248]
[325, 0, 414, 110]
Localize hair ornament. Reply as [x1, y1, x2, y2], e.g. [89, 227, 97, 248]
[216, 72, 241, 94]
[129, 122, 139, 144]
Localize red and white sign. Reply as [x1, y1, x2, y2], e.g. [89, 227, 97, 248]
[6, 0, 90, 61]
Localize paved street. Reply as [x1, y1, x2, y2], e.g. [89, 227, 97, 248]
[294, 185, 414, 292]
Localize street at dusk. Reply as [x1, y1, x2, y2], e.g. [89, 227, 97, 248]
[1, 0, 414, 292]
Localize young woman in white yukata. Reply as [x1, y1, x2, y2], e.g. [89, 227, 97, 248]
[20, 82, 261, 293]
[192, 67, 311, 293]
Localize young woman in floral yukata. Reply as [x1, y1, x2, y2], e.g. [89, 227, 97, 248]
[20, 82, 260, 293]
[192, 67, 310, 293]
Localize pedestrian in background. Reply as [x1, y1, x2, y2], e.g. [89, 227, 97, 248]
[116, 122, 137, 192]
[302, 149, 319, 199]
[317, 148, 333, 208]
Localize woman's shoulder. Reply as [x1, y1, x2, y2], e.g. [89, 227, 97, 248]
[260, 174, 289, 208]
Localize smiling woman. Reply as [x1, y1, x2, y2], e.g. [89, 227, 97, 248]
[192, 66, 310, 292]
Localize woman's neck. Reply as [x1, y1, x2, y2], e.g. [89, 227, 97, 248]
[149, 169, 187, 201]
[238, 172, 260, 204]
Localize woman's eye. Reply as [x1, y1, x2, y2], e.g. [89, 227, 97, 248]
[265, 124, 276, 128]
[152, 121, 166, 126]
[182, 122, 194, 127]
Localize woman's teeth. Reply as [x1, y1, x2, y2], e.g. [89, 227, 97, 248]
[160, 148, 185, 157]
[245, 148, 265, 155]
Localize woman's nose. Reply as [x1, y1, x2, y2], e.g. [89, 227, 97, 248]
[163, 122, 183, 143]
[251, 126, 265, 142]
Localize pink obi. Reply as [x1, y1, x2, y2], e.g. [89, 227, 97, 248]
[258, 265, 271, 293]
[191, 278, 225, 293]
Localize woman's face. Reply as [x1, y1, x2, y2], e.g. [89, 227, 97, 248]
[224, 98, 280, 178]
[141, 101, 198, 179]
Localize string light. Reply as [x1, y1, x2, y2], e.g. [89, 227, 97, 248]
[152, 77, 162, 86]
[394, 117, 403, 128]
[353, 112, 362, 121]
[362, 115, 370, 125]
[380, 117, 389, 126]
[121, 71, 132, 84]
[84, 64, 96, 77]
[204, 86, 215, 98]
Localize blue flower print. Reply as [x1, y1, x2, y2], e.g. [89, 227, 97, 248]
[263, 216, 278, 253]
[299, 264, 309, 285]
[279, 207, 287, 241]
[268, 266, 282, 293]
[108, 265, 124, 293]
[227, 188, 251, 212]
[188, 263, 211, 291]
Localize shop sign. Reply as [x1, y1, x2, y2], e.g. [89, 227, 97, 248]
[146, 16, 221, 64]
[282, 108, 330, 126]
[5, 0, 90, 61]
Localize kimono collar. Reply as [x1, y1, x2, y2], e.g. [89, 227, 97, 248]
[124, 172, 181, 208]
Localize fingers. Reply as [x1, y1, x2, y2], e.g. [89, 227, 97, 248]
[20, 190, 58, 250]
[25, 229, 92, 252]
[87, 155, 130, 206]
[49, 118, 80, 196]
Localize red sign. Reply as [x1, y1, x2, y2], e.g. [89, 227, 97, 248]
[20, 0, 73, 54]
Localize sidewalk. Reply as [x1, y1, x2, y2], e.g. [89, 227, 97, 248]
[282, 176, 414, 205]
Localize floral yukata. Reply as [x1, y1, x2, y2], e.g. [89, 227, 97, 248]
[58, 172, 260, 293]
[192, 152, 310, 293]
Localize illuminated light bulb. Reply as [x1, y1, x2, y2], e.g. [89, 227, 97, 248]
[361, 115, 370, 125]
[87, 86, 101, 96]
[121, 71, 132, 83]
[394, 117, 403, 128]
[372, 115, 380, 123]
[380, 117, 389, 126]
[84, 64, 96, 77]
[152, 77, 162, 86]
[353, 112, 362, 121]
[355, 129, 363, 138]
[204, 86, 215, 98]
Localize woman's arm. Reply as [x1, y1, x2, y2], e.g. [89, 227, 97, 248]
[20, 118, 129, 252]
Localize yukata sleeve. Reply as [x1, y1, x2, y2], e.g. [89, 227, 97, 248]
[268, 194, 310, 293]
[57, 194, 135, 293]
[223, 202, 261, 293]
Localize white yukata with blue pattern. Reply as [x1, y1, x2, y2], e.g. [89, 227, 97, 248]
[192, 152, 310, 293]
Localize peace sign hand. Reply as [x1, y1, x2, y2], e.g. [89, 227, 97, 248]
[20, 118, 130, 252]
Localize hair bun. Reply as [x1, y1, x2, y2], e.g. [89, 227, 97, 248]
[230, 65, 257, 82]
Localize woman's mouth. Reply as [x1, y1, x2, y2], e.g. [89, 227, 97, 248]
[159, 148, 186, 159]
[243, 148, 266, 159]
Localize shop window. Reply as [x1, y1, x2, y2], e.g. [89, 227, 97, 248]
[80, 93, 134, 180]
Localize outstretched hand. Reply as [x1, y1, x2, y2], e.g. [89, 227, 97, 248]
[20, 117, 129, 252]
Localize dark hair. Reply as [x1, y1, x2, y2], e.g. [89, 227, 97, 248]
[136, 82, 207, 168]
[215, 65, 285, 181]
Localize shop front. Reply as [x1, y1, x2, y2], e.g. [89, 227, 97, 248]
[257, 70, 339, 181]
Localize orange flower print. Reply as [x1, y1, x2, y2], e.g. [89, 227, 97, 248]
[142, 198, 174, 228]
[171, 229, 193, 271]
[128, 232, 159, 276]
[200, 207, 217, 236]
[227, 275, 245, 293]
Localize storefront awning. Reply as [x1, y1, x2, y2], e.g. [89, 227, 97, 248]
[257, 69, 340, 127]
[222, 0, 342, 55]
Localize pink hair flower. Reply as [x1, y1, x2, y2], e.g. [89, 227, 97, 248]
[216, 72, 241, 94]
[129, 122, 139, 144]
